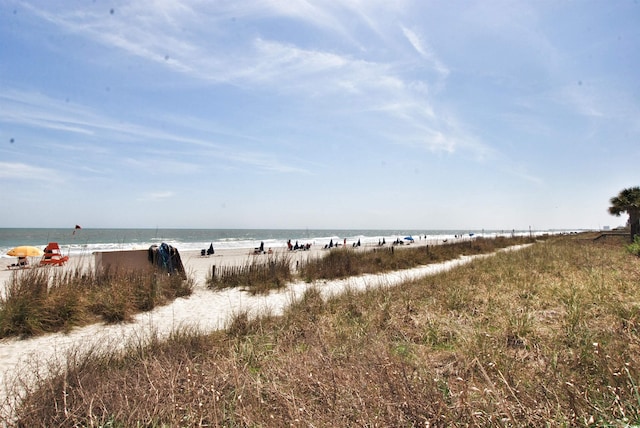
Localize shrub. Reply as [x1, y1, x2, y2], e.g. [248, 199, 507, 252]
[626, 235, 640, 256]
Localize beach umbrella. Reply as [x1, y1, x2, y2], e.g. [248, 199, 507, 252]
[7, 246, 44, 257]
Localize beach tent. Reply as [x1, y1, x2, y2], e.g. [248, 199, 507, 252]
[404, 236, 414, 242]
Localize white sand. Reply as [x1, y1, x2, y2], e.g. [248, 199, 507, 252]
[0, 242, 525, 414]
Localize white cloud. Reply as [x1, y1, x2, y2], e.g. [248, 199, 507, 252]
[0, 90, 305, 174]
[401, 26, 449, 78]
[0, 91, 96, 135]
[221, 150, 311, 174]
[245, 38, 349, 83]
[123, 157, 202, 175]
[0, 162, 59, 181]
[142, 191, 175, 201]
[13, 2, 495, 176]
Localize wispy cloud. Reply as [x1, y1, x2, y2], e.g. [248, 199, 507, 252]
[220, 150, 311, 174]
[14, 1, 495, 168]
[0, 91, 96, 136]
[0, 161, 59, 181]
[0, 89, 306, 174]
[401, 26, 449, 78]
[22, 2, 440, 101]
[140, 191, 175, 201]
[122, 157, 202, 175]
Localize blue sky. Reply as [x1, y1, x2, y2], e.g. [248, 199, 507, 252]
[1, 1, 638, 230]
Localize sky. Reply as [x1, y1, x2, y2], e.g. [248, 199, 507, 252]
[1, 0, 639, 230]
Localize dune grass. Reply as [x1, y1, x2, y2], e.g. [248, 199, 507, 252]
[298, 236, 536, 280]
[7, 235, 640, 426]
[208, 253, 293, 294]
[207, 236, 538, 293]
[0, 266, 193, 338]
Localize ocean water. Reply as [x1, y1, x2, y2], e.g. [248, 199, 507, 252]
[0, 228, 572, 258]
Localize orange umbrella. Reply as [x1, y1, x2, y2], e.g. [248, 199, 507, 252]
[6, 246, 44, 257]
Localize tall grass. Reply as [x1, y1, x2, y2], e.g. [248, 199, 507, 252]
[207, 253, 293, 294]
[0, 266, 193, 338]
[8, 236, 640, 426]
[299, 236, 537, 281]
[207, 236, 539, 292]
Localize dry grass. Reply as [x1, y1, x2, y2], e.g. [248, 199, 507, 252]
[207, 236, 538, 293]
[298, 236, 534, 280]
[0, 266, 193, 338]
[208, 253, 293, 294]
[7, 236, 640, 426]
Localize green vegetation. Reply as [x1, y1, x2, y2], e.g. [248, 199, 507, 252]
[0, 266, 193, 338]
[8, 235, 640, 426]
[627, 235, 640, 257]
[609, 186, 640, 240]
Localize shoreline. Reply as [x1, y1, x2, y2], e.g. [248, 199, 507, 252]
[1, 238, 437, 286]
[0, 228, 573, 258]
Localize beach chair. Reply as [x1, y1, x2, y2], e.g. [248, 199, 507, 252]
[40, 242, 69, 267]
[7, 257, 29, 270]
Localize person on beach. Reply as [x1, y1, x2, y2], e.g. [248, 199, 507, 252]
[8, 257, 28, 269]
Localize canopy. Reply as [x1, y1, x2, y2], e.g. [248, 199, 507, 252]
[7, 246, 44, 257]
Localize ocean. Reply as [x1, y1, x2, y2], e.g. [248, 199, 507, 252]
[0, 228, 573, 258]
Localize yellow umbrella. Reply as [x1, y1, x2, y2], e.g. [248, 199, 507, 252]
[6, 246, 44, 257]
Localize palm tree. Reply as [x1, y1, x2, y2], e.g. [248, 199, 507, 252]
[608, 186, 640, 240]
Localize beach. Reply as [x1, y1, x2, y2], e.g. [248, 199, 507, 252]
[1, 239, 469, 410]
